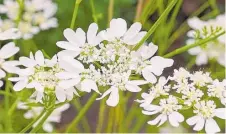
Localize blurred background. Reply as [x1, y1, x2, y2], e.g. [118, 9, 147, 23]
[0, 0, 225, 133]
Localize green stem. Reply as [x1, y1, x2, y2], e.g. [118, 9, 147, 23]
[0, 91, 15, 98]
[163, 31, 225, 58]
[30, 109, 54, 133]
[66, 93, 98, 133]
[96, 98, 106, 132]
[108, 0, 114, 25]
[132, 0, 178, 51]
[70, 0, 82, 29]
[106, 108, 114, 132]
[90, 0, 98, 23]
[72, 99, 91, 132]
[20, 109, 46, 133]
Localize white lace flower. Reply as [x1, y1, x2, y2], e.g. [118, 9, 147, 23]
[136, 76, 169, 107]
[186, 100, 226, 133]
[17, 101, 70, 132]
[0, 42, 19, 87]
[56, 56, 101, 94]
[181, 87, 204, 106]
[101, 18, 146, 45]
[208, 79, 226, 105]
[9, 50, 80, 102]
[169, 68, 190, 83]
[56, 23, 103, 61]
[143, 95, 184, 127]
[190, 71, 212, 87]
[0, 0, 58, 39]
[132, 43, 174, 83]
[187, 14, 225, 66]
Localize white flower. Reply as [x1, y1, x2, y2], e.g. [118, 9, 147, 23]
[190, 71, 212, 87]
[0, 42, 19, 87]
[143, 95, 184, 127]
[186, 100, 226, 133]
[9, 50, 80, 102]
[101, 18, 146, 45]
[56, 23, 103, 60]
[181, 86, 204, 106]
[0, 0, 58, 39]
[208, 79, 226, 105]
[132, 43, 174, 83]
[187, 14, 225, 66]
[18, 101, 70, 132]
[136, 76, 169, 107]
[169, 68, 190, 83]
[97, 80, 147, 107]
[56, 56, 101, 95]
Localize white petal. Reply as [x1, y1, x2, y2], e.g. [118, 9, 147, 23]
[193, 117, 205, 131]
[0, 69, 6, 78]
[125, 31, 147, 45]
[35, 50, 44, 66]
[142, 110, 159, 115]
[147, 114, 163, 125]
[19, 57, 37, 67]
[0, 80, 3, 87]
[81, 79, 100, 94]
[125, 83, 142, 92]
[60, 56, 84, 73]
[13, 80, 28, 91]
[56, 41, 80, 51]
[109, 18, 127, 38]
[58, 78, 81, 89]
[158, 76, 168, 86]
[63, 28, 84, 46]
[158, 114, 167, 127]
[55, 87, 66, 102]
[43, 123, 53, 132]
[188, 46, 202, 55]
[169, 112, 184, 127]
[96, 88, 112, 100]
[187, 17, 205, 30]
[186, 115, 200, 126]
[57, 50, 80, 58]
[87, 23, 98, 44]
[127, 80, 148, 85]
[214, 108, 226, 119]
[0, 42, 19, 59]
[205, 118, 220, 133]
[106, 87, 119, 107]
[123, 22, 141, 42]
[138, 43, 158, 60]
[196, 52, 208, 66]
[150, 56, 174, 69]
[142, 68, 157, 83]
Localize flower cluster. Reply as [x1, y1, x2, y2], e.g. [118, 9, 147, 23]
[0, 0, 58, 39]
[187, 14, 225, 66]
[17, 101, 70, 132]
[137, 68, 226, 133]
[9, 51, 80, 102]
[56, 18, 174, 106]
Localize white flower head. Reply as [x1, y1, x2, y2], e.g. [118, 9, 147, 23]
[208, 79, 226, 105]
[9, 50, 80, 102]
[136, 76, 170, 107]
[0, 0, 58, 39]
[143, 95, 184, 127]
[187, 14, 226, 67]
[101, 18, 147, 45]
[186, 100, 226, 133]
[132, 43, 174, 83]
[190, 71, 212, 87]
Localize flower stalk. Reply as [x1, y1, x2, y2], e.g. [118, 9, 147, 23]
[163, 30, 225, 58]
[70, 0, 83, 29]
